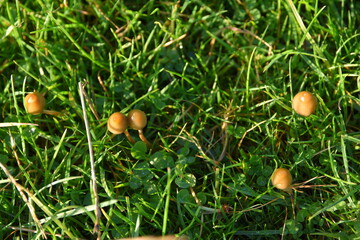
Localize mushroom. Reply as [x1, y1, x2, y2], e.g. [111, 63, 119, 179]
[271, 168, 292, 193]
[24, 91, 46, 115]
[107, 112, 135, 144]
[127, 109, 151, 147]
[24, 91, 63, 116]
[292, 91, 317, 117]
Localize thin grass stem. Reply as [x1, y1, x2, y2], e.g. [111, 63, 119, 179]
[78, 82, 101, 239]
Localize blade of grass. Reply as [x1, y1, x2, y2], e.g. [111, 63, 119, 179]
[46, 129, 68, 183]
[263, 50, 326, 73]
[340, 135, 351, 184]
[308, 185, 360, 221]
[327, 140, 356, 208]
[285, 0, 326, 61]
[162, 167, 172, 235]
[246, 47, 257, 109]
[39, 199, 118, 224]
[78, 81, 101, 239]
[36, 176, 83, 194]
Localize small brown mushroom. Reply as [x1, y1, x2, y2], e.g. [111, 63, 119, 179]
[271, 168, 292, 193]
[292, 91, 317, 117]
[24, 91, 46, 115]
[127, 109, 151, 147]
[24, 91, 63, 116]
[107, 112, 135, 144]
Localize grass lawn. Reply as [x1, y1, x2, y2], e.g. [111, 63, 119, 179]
[0, 0, 359, 239]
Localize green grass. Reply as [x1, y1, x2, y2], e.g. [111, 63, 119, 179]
[0, 0, 359, 239]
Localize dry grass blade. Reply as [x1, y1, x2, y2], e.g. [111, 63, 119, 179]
[163, 33, 187, 47]
[80, 81, 101, 121]
[78, 82, 101, 239]
[227, 27, 273, 56]
[217, 102, 235, 162]
[0, 122, 38, 127]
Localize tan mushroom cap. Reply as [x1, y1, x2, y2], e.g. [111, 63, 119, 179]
[107, 112, 128, 134]
[24, 91, 46, 115]
[271, 168, 292, 191]
[292, 91, 317, 117]
[128, 109, 147, 130]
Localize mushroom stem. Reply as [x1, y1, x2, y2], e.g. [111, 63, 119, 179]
[284, 186, 293, 194]
[43, 109, 62, 116]
[124, 130, 136, 144]
[138, 129, 151, 148]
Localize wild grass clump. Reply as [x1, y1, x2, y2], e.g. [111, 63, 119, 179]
[0, 0, 359, 239]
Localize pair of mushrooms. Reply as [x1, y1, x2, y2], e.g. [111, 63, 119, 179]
[272, 91, 317, 192]
[107, 110, 151, 147]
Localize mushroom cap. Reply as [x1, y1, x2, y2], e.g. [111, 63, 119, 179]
[128, 109, 147, 130]
[24, 91, 46, 115]
[271, 168, 292, 191]
[107, 112, 128, 134]
[292, 91, 317, 117]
